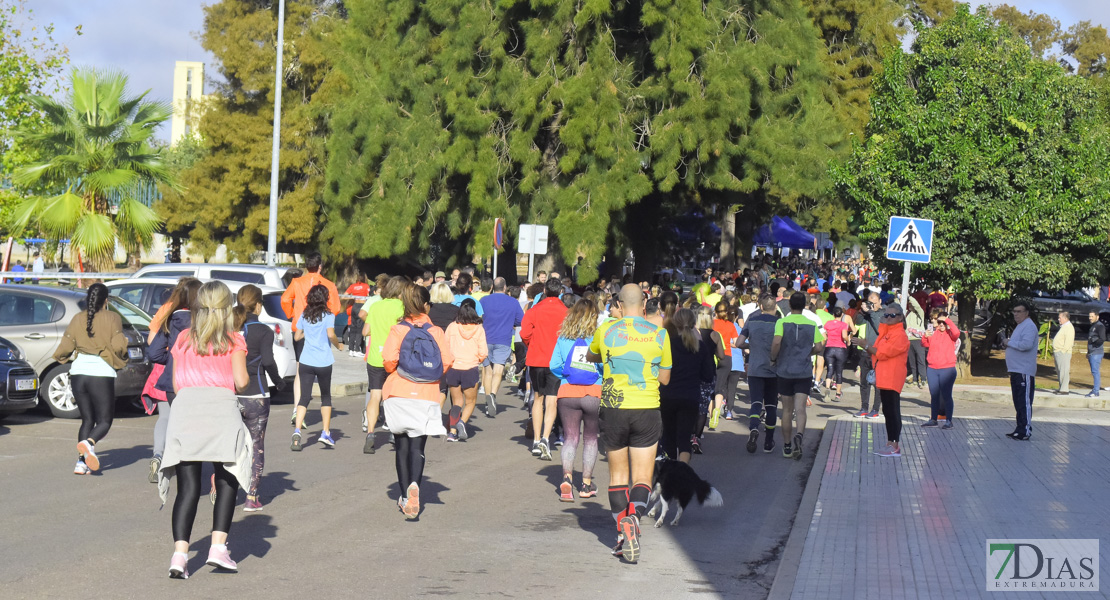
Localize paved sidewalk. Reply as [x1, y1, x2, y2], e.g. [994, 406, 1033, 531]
[772, 415, 1110, 599]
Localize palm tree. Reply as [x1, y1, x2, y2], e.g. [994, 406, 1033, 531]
[8, 68, 176, 270]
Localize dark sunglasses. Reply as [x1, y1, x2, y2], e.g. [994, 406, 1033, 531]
[883, 313, 899, 318]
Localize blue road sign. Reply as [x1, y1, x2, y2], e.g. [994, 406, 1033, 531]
[886, 217, 933, 263]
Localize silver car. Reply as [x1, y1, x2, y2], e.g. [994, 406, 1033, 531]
[1031, 290, 1110, 329]
[0, 284, 153, 418]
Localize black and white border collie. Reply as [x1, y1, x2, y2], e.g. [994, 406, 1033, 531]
[646, 458, 724, 527]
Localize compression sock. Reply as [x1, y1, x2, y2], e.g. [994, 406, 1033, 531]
[629, 484, 652, 519]
[449, 406, 461, 428]
[608, 485, 629, 524]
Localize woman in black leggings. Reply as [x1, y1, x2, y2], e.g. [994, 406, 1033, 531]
[868, 305, 910, 458]
[53, 283, 128, 474]
[659, 309, 716, 462]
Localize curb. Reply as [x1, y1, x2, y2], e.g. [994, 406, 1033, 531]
[766, 416, 838, 600]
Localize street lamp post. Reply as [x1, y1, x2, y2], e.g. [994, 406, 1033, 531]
[266, 0, 286, 266]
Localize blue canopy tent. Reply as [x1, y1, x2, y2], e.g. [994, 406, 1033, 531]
[752, 216, 816, 248]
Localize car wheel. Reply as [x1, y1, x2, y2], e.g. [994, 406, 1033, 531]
[40, 364, 79, 419]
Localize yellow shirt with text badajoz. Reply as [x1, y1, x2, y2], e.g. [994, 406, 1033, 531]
[589, 317, 672, 410]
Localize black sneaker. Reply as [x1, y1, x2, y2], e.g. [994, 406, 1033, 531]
[921, 420, 939, 428]
[782, 443, 792, 458]
[764, 435, 776, 453]
[941, 420, 954, 430]
[691, 436, 703, 455]
[363, 434, 376, 454]
[746, 430, 759, 454]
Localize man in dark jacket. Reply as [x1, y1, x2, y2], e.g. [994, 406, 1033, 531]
[1086, 310, 1106, 398]
[520, 277, 568, 460]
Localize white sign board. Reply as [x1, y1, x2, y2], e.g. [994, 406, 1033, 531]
[517, 224, 549, 255]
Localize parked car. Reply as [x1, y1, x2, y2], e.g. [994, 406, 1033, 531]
[0, 336, 39, 419]
[130, 264, 291, 289]
[0, 284, 152, 418]
[1030, 290, 1110, 329]
[104, 278, 295, 386]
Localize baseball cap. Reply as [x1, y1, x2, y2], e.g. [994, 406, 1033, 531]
[435, 271, 446, 278]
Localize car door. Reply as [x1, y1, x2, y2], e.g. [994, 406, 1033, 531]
[0, 291, 64, 372]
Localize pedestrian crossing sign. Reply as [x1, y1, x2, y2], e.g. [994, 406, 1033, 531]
[886, 216, 933, 263]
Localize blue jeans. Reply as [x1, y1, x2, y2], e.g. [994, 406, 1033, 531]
[926, 367, 956, 420]
[1088, 351, 1103, 395]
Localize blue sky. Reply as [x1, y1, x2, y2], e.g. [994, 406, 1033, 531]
[26, 1, 1110, 141]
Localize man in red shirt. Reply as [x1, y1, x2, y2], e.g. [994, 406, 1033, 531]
[344, 273, 371, 356]
[520, 277, 568, 460]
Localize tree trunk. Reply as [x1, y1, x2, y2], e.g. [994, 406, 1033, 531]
[736, 212, 755, 270]
[719, 207, 735, 273]
[956, 293, 977, 380]
[127, 251, 142, 271]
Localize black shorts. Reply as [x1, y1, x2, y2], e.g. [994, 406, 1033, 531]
[599, 407, 662, 450]
[366, 364, 387, 391]
[446, 367, 480, 390]
[529, 366, 560, 397]
[777, 377, 811, 397]
[293, 336, 305, 361]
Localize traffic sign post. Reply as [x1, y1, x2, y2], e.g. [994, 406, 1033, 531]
[886, 216, 934, 310]
[517, 224, 549, 283]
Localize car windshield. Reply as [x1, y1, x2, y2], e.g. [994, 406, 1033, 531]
[107, 297, 151, 334]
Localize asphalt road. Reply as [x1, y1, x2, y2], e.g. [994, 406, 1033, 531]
[0, 379, 1098, 599]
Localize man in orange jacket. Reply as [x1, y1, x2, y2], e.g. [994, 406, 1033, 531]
[282, 252, 341, 410]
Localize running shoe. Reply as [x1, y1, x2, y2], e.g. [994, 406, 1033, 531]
[553, 433, 563, 448]
[485, 394, 497, 418]
[363, 434, 376, 454]
[403, 483, 420, 519]
[559, 477, 575, 502]
[1011, 433, 1031, 441]
[764, 435, 776, 453]
[942, 420, 954, 430]
[457, 421, 468, 442]
[691, 436, 703, 455]
[168, 552, 189, 579]
[618, 515, 641, 563]
[243, 497, 263, 512]
[77, 440, 99, 471]
[579, 481, 598, 498]
[362, 410, 369, 432]
[876, 444, 902, 457]
[210, 473, 217, 505]
[148, 456, 161, 483]
[724, 408, 734, 421]
[708, 407, 721, 430]
[206, 545, 237, 571]
[538, 438, 552, 461]
[447, 431, 459, 442]
[611, 535, 625, 557]
[746, 430, 759, 454]
[873, 443, 894, 455]
[792, 434, 803, 460]
[319, 430, 336, 447]
[531, 441, 542, 456]
[782, 443, 793, 458]
[291, 430, 303, 451]
[921, 420, 939, 428]
[866, 410, 880, 419]
[74, 460, 90, 475]
[854, 410, 868, 418]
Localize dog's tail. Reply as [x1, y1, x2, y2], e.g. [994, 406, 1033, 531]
[696, 480, 724, 508]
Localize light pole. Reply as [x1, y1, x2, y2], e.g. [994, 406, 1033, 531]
[266, 0, 286, 266]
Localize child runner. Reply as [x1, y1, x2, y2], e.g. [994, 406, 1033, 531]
[233, 285, 286, 511]
[53, 283, 128, 474]
[292, 285, 343, 451]
[445, 299, 487, 441]
[382, 283, 453, 519]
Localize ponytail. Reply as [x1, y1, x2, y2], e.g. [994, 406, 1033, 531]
[233, 284, 263, 330]
[85, 283, 109, 337]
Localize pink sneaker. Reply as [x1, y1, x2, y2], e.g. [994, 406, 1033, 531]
[243, 497, 263, 512]
[206, 544, 237, 571]
[168, 552, 189, 579]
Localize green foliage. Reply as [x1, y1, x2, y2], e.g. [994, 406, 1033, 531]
[6, 68, 174, 268]
[834, 6, 1110, 302]
[323, 0, 844, 282]
[158, 0, 341, 259]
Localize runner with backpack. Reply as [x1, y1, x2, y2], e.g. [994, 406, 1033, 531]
[381, 283, 454, 519]
[548, 299, 603, 501]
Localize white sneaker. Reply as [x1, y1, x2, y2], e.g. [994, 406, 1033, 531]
[73, 460, 90, 475]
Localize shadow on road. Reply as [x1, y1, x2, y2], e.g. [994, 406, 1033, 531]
[258, 470, 299, 502]
[99, 443, 153, 471]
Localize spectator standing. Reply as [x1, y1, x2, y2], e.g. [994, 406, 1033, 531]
[11, 260, 25, 283]
[853, 292, 882, 418]
[1051, 312, 1074, 395]
[32, 252, 44, 284]
[1002, 301, 1038, 441]
[869, 302, 910, 457]
[1086, 311, 1105, 398]
[921, 309, 959, 429]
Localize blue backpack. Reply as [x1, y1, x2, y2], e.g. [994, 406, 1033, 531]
[396, 321, 444, 383]
[562, 337, 600, 385]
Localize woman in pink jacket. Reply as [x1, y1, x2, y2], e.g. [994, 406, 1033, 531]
[920, 309, 960, 429]
[867, 302, 910, 457]
[445, 299, 488, 442]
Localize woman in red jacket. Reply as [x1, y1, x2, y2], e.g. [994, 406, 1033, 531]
[867, 302, 910, 457]
[920, 309, 960, 429]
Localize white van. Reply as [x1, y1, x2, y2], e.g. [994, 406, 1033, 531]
[131, 264, 291, 289]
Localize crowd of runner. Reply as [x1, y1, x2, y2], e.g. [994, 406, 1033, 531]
[52, 250, 1104, 576]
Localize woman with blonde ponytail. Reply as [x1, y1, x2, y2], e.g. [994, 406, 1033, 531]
[159, 281, 251, 579]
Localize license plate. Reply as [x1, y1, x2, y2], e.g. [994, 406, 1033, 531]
[128, 347, 143, 359]
[15, 379, 36, 391]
